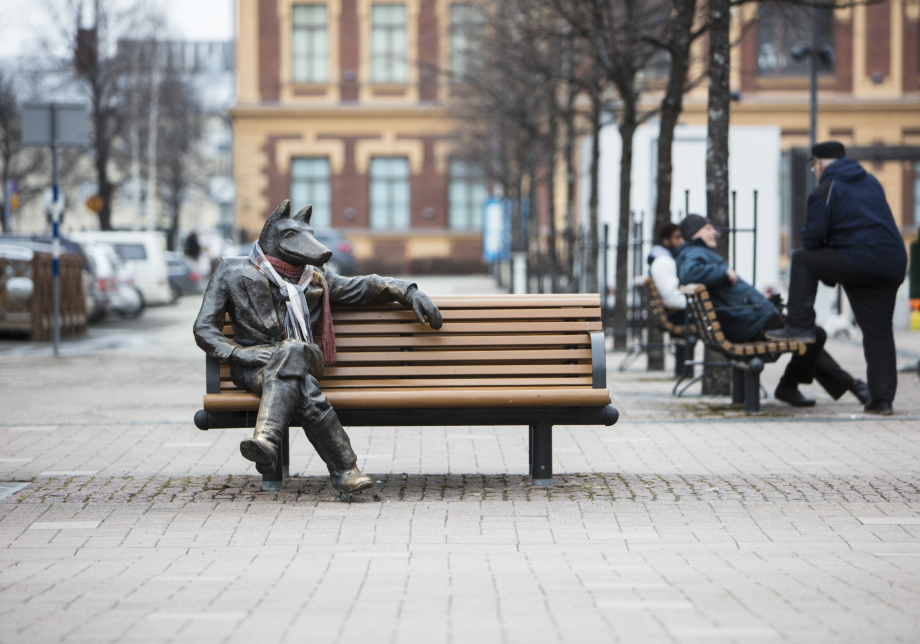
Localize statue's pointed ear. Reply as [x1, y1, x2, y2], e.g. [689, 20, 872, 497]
[294, 204, 313, 226]
[269, 200, 291, 220]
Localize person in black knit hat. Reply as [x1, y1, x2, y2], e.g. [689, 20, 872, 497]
[675, 214, 869, 408]
[765, 141, 908, 415]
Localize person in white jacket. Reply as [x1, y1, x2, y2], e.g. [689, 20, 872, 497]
[648, 223, 686, 325]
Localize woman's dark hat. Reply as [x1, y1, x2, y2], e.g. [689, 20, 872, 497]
[811, 141, 846, 159]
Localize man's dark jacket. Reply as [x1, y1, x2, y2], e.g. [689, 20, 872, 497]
[675, 238, 776, 343]
[802, 157, 907, 283]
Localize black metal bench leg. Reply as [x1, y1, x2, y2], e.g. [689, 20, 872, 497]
[282, 427, 290, 479]
[745, 358, 764, 414]
[260, 429, 287, 492]
[684, 336, 697, 380]
[528, 425, 534, 476]
[531, 420, 553, 487]
[732, 367, 746, 406]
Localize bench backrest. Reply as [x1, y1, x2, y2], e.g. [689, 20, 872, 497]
[215, 294, 606, 393]
[680, 284, 805, 358]
[640, 277, 693, 337]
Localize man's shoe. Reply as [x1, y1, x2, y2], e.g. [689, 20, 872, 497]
[864, 400, 893, 415]
[764, 325, 817, 343]
[851, 379, 871, 405]
[330, 467, 373, 494]
[775, 384, 816, 407]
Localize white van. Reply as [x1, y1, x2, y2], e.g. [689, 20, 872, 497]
[70, 231, 172, 305]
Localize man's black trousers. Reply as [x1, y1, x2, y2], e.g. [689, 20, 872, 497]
[785, 247, 901, 403]
[758, 317, 854, 399]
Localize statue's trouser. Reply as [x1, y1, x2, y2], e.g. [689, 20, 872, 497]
[232, 339, 372, 493]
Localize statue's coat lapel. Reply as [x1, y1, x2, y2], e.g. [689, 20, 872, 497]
[241, 263, 281, 331]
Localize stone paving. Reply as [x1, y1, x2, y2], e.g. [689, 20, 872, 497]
[1, 289, 920, 643]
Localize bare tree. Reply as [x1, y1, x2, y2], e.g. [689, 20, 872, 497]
[157, 68, 204, 251]
[0, 71, 48, 232]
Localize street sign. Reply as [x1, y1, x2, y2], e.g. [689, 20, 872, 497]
[22, 102, 89, 147]
[21, 101, 88, 358]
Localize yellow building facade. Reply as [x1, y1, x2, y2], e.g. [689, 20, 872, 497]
[232, 0, 487, 274]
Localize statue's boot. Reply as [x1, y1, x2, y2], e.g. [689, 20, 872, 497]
[240, 380, 297, 467]
[304, 409, 373, 494]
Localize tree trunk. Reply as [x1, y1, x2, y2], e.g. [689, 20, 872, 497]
[654, 0, 697, 231]
[703, 0, 732, 396]
[586, 92, 602, 295]
[563, 98, 577, 292]
[612, 108, 637, 352]
[546, 113, 559, 293]
[528, 160, 541, 294]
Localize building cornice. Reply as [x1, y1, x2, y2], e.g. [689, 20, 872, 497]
[230, 102, 454, 119]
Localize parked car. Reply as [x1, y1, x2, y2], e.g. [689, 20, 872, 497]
[70, 231, 172, 305]
[165, 251, 205, 300]
[81, 242, 144, 319]
[0, 236, 103, 321]
[226, 229, 356, 275]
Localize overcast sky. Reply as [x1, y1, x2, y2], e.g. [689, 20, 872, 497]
[0, 0, 235, 59]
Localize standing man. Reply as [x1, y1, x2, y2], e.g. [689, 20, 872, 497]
[766, 142, 908, 414]
[648, 222, 686, 325]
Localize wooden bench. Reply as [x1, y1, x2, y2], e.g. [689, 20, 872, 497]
[638, 277, 698, 381]
[680, 284, 807, 413]
[194, 294, 619, 490]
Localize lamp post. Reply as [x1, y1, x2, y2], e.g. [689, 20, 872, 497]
[790, 9, 834, 190]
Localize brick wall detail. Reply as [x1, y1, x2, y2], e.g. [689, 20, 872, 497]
[739, 18, 757, 94]
[260, 134, 302, 226]
[406, 136, 448, 228]
[835, 18, 853, 93]
[903, 10, 919, 92]
[418, 0, 439, 101]
[865, 1, 891, 80]
[340, 0, 360, 101]
[323, 136, 372, 228]
[259, 0, 280, 101]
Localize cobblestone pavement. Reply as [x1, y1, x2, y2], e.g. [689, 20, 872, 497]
[2, 292, 920, 643]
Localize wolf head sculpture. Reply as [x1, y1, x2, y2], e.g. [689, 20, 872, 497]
[258, 200, 333, 267]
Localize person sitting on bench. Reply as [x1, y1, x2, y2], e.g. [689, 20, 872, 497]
[648, 222, 687, 326]
[675, 214, 869, 408]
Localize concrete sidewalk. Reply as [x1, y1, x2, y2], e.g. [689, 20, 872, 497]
[1, 292, 919, 644]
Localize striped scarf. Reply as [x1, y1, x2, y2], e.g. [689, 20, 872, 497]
[249, 243, 336, 365]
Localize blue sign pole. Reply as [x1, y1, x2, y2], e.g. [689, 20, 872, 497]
[51, 103, 60, 357]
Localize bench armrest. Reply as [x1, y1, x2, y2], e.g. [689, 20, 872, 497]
[590, 331, 606, 388]
[679, 284, 705, 296]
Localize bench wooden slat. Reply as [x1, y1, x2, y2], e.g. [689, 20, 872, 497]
[221, 330, 593, 349]
[323, 363, 592, 377]
[204, 387, 611, 411]
[331, 321, 603, 334]
[220, 377, 594, 389]
[217, 348, 592, 366]
[331, 307, 601, 322]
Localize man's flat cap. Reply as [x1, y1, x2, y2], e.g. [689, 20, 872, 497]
[811, 141, 846, 159]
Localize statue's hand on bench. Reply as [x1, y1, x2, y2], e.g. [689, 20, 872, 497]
[231, 345, 274, 367]
[405, 288, 443, 330]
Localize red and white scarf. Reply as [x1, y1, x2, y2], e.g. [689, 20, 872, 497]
[249, 242, 336, 365]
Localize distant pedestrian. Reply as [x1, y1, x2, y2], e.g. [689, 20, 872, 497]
[648, 222, 686, 326]
[184, 232, 201, 261]
[765, 142, 908, 415]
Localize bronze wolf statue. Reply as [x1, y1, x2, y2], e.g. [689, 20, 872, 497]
[194, 200, 442, 493]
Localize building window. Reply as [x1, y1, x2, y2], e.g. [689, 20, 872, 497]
[292, 4, 328, 83]
[450, 3, 484, 79]
[757, 4, 834, 76]
[371, 4, 407, 83]
[449, 160, 486, 230]
[370, 158, 410, 229]
[291, 158, 331, 227]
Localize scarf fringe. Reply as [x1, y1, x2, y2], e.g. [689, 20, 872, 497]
[312, 271, 337, 365]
